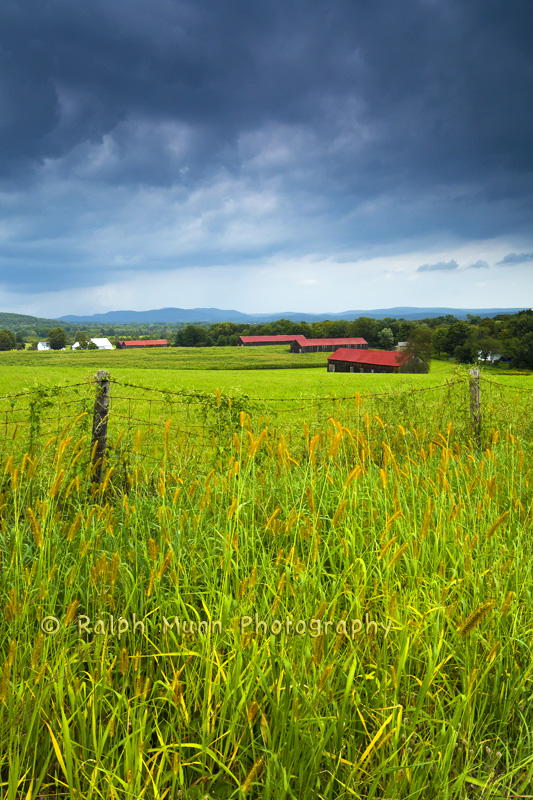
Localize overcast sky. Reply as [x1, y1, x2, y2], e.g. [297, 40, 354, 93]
[1, 0, 532, 318]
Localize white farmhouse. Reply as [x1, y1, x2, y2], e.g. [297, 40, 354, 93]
[37, 341, 66, 351]
[72, 337, 114, 350]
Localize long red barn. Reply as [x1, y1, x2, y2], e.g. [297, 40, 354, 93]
[290, 337, 367, 353]
[116, 339, 169, 348]
[327, 348, 409, 373]
[239, 334, 367, 352]
[239, 335, 306, 346]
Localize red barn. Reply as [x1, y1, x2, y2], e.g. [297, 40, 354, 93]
[327, 348, 409, 373]
[239, 335, 305, 346]
[117, 339, 169, 348]
[290, 337, 367, 353]
[239, 334, 368, 352]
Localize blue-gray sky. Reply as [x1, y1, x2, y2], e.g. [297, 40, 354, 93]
[1, 0, 532, 317]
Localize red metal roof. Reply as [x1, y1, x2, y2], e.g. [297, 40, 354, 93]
[239, 335, 367, 346]
[239, 335, 306, 344]
[298, 338, 367, 346]
[120, 339, 169, 346]
[327, 349, 408, 367]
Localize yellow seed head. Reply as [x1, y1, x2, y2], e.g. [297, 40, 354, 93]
[378, 536, 397, 560]
[227, 496, 238, 520]
[457, 601, 495, 637]
[148, 538, 158, 563]
[67, 512, 83, 542]
[26, 507, 43, 548]
[64, 600, 79, 627]
[309, 433, 320, 467]
[31, 633, 44, 670]
[241, 757, 264, 793]
[172, 751, 180, 776]
[487, 511, 510, 540]
[146, 568, 156, 597]
[344, 465, 362, 487]
[317, 664, 334, 692]
[387, 541, 409, 568]
[500, 591, 514, 616]
[119, 647, 129, 676]
[49, 469, 65, 499]
[332, 499, 348, 526]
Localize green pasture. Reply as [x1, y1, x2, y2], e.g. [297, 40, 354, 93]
[0, 344, 532, 798]
[0, 345, 477, 400]
[1, 347, 530, 460]
[1, 388, 533, 799]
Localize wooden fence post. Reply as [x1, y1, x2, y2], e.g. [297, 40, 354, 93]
[91, 369, 110, 484]
[469, 368, 481, 446]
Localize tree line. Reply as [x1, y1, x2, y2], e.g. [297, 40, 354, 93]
[172, 310, 533, 368]
[1, 310, 532, 368]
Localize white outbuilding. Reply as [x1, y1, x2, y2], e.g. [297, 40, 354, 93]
[37, 341, 66, 351]
[72, 337, 114, 350]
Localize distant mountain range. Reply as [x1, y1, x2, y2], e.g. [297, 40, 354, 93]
[57, 306, 528, 324]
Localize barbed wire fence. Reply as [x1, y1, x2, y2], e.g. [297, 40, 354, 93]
[0, 369, 530, 488]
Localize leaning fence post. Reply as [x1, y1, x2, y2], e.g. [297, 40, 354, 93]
[469, 368, 481, 446]
[91, 369, 110, 484]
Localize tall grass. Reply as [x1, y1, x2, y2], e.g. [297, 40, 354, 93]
[0, 376, 532, 798]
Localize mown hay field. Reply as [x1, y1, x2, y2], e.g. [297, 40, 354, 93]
[0, 350, 532, 799]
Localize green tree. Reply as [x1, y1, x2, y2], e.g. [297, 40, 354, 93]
[432, 326, 448, 356]
[349, 317, 381, 346]
[454, 340, 478, 364]
[399, 326, 432, 373]
[0, 329, 17, 350]
[510, 332, 533, 369]
[444, 322, 469, 355]
[47, 328, 67, 350]
[76, 332, 89, 350]
[377, 327, 394, 349]
[175, 325, 211, 347]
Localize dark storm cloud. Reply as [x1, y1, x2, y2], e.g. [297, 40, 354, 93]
[496, 253, 533, 265]
[417, 259, 459, 273]
[1, 0, 533, 295]
[3, 0, 533, 185]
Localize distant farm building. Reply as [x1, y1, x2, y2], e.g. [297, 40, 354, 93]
[327, 349, 410, 373]
[72, 337, 114, 350]
[290, 337, 367, 353]
[37, 341, 65, 351]
[239, 334, 368, 352]
[239, 335, 306, 347]
[116, 339, 169, 349]
[477, 350, 503, 363]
